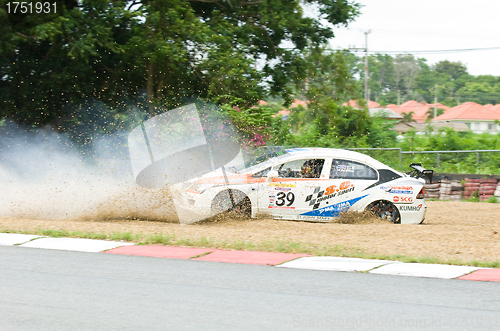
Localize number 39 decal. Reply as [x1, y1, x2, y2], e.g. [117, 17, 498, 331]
[276, 192, 295, 206]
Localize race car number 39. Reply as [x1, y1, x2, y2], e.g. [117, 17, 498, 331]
[276, 192, 295, 206]
[268, 183, 296, 209]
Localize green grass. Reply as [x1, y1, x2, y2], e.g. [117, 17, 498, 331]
[144, 233, 175, 245]
[486, 196, 499, 203]
[2, 227, 499, 268]
[39, 229, 70, 237]
[458, 196, 499, 203]
[109, 232, 138, 242]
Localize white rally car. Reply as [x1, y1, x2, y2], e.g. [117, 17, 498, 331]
[181, 148, 432, 224]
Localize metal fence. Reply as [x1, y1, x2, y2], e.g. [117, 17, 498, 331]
[348, 148, 500, 173]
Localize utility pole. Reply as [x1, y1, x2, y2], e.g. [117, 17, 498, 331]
[397, 89, 400, 113]
[348, 30, 371, 103]
[434, 84, 438, 119]
[364, 30, 371, 102]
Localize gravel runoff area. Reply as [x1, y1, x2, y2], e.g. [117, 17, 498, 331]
[1, 200, 499, 264]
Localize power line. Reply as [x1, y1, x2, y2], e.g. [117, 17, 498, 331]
[353, 28, 500, 40]
[284, 46, 500, 54]
[359, 46, 500, 54]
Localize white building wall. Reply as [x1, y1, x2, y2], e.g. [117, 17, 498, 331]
[463, 121, 498, 134]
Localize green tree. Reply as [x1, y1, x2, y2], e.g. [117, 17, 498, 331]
[433, 60, 468, 80]
[401, 111, 416, 122]
[287, 49, 363, 136]
[425, 108, 445, 120]
[0, 0, 134, 126]
[343, 54, 500, 107]
[457, 82, 498, 104]
[1, 0, 361, 132]
[304, 49, 361, 103]
[393, 54, 421, 98]
[367, 53, 396, 103]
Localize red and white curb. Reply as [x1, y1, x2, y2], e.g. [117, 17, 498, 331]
[104, 245, 310, 265]
[2, 233, 499, 282]
[0, 233, 133, 253]
[276, 256, 401, 272]
[276, 257, 485, 279]
[369, 261, 481, 279]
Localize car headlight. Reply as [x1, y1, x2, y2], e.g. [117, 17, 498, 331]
[186, 183, 211, 194]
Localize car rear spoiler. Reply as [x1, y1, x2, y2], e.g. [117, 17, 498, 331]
[408, 163, 433, 183]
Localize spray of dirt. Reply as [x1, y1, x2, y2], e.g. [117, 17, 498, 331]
[79, 187, 179, 222]
[194, 210, 390, 226]
[333, 210, 391, 224]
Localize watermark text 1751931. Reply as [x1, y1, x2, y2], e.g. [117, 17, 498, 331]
[6, 2, 56, 14]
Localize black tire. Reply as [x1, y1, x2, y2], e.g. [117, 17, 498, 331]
[366, 200, 401, 224]
[211, 190, 251, 218]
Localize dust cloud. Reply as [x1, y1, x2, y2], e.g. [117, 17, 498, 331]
[0, 121, 178, 222]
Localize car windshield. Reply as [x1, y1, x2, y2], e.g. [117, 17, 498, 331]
[234, 146, 292, 173]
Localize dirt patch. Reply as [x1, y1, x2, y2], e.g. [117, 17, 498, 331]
[1, 201, 500, 263]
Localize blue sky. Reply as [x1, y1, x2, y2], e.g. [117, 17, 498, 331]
[309, 0, 500, 76]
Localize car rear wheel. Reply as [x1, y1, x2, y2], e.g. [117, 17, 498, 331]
[366, 200, 401, 224]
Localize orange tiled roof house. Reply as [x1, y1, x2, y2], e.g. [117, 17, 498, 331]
[432, 102, 500, 134]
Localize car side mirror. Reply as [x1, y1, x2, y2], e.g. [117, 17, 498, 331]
[266, 170, 279, 182]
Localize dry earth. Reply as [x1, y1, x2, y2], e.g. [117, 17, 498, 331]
[1, 201, 500, 263]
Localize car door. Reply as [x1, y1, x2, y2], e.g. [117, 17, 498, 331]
[257, 158, 327, 218]
[298, 158, 379, 218]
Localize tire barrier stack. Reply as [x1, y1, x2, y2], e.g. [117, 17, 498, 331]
[463, 178, 498, 201]
[439, 179, 463, 201]
[496, 183, 500, 199]
[423, 177, 499, 201]
[478, 179, 497, 201]
[463, 179, 480, 200]
[424, 182, 440, 199]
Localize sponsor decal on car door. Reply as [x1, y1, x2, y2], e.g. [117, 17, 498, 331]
[299, 180, 368, 217]
[299, 158, 379, 217]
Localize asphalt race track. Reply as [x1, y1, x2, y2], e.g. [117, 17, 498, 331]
[1, 246, 499, 331]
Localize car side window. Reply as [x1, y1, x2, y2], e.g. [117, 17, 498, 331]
[330, 159, 377, 180]
[251, 167, 271, 178]
[277, 159, 324, 178]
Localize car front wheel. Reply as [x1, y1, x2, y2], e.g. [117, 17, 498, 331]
[211, 189, 252, 218]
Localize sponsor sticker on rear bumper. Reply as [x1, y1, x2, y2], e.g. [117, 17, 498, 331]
[399, 204, 423, 212]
